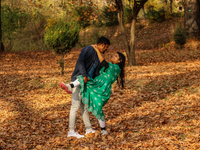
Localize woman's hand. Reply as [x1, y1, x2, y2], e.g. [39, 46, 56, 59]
[83, 76, 90, 83]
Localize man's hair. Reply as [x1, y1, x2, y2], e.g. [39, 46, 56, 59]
[97, 36, 110, 45]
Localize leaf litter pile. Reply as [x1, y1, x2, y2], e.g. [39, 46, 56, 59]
[1, 38, 200, 149]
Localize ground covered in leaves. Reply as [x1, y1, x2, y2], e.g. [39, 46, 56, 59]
[1, 20, 200, 149]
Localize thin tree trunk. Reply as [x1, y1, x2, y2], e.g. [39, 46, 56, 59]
[117, 10, 130, 58]
[0, 0, 2, 52]
[165, 0, 168, 11]
[142, 6, 146, 20]
[61, 53, 64, 75]
[127, 0, 137, 66]
[115, 0, 148, 66]
[170, 0, 173, 13]
[0, 0, 4, 53]
[129, 16, 136, 65]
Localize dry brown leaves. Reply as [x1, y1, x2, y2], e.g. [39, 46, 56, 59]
[1, 21, 200, 149]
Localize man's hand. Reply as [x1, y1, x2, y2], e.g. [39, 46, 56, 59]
[83, 76, 90, 83]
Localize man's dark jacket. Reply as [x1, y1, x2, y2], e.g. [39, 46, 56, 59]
[71, 45, 101, 81]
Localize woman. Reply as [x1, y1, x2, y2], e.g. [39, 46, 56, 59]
[60, 45, 125, 135]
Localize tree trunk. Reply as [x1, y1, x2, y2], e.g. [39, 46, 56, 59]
[165, 0, 168, 11]
[170, 0, 173, 13]
[0, 0, 2, 53]
[115, 0, 148, 66]
[128, 0, 138, 66]
[142, 6, 146, 20]
[184, 0, 200, 39]
[117, 10, 130, 58]
[129, 15, 137, 66]
[60, 54, 64, 75]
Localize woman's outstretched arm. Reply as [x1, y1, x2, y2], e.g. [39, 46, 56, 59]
[92, 45, 104, 63]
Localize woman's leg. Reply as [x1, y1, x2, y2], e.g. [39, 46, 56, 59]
[98, 119, 108, 135]
[98, 119, 105, 129]
[60, 79, 80, 94]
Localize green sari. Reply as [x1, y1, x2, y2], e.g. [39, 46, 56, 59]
[77, 62, 121, 121]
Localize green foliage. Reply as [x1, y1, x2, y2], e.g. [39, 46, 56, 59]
[102, 6, 118, 26]
[73, 6, 93, 28]
[44, 20, 80, 54]
[1, 5, 28, 37]
[44, 20, 80, 75]
[146, 7, 166, 23]
[92, 11, 104, 27]
[123, 6, 133, 24]
[173, 22, 187, 49]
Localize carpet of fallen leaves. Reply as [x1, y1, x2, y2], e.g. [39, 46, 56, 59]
[1, 41, 200, 149]
[1, 21, 200, 149]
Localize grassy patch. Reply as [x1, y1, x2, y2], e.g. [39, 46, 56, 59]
[178, 134, 188, 140]
[188, 85, 200, 94]
[16, 78, 44, 90]
[44, 81, 59, 88]
[9, 37, 48, 52]
[165, 98, 170, 101]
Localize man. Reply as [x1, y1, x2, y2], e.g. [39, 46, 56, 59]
[61, 36, 110, 138]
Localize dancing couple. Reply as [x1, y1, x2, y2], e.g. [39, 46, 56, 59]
[60, 36, 125, 138]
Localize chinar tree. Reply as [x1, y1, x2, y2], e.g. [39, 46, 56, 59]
[115, 0, 148, 66]
[184, 0, 200, 39]
[44, 20, 80, 75]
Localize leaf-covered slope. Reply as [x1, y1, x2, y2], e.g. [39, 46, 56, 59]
[1, 29, 200, 149]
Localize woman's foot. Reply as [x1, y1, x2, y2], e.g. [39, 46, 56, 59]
[101, 130, 108, 135]
[60, 82, 74, 94]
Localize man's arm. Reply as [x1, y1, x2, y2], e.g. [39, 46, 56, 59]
[77, 49, 87, 77]
[76, 47, 94, 83]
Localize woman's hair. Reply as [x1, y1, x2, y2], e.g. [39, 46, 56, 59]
[116, 52, 126, 89]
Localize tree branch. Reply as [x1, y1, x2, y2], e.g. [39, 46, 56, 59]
[135, 0, 149, 16]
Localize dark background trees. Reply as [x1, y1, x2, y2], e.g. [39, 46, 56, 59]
[184, 0, 200, 39]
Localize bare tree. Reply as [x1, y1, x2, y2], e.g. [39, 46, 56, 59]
[115, 0, 148, 66]
[184, 0, 200, 39]
[0, 0, 3, 52]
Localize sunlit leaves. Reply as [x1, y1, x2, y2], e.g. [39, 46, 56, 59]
[73, 5, 94, 28]
[28, 0, 42, 8]
[1, 3, 200, 149]
[1, 37, 200, 148]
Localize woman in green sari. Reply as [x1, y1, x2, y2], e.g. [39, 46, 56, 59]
[60, 45, 125, 135]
